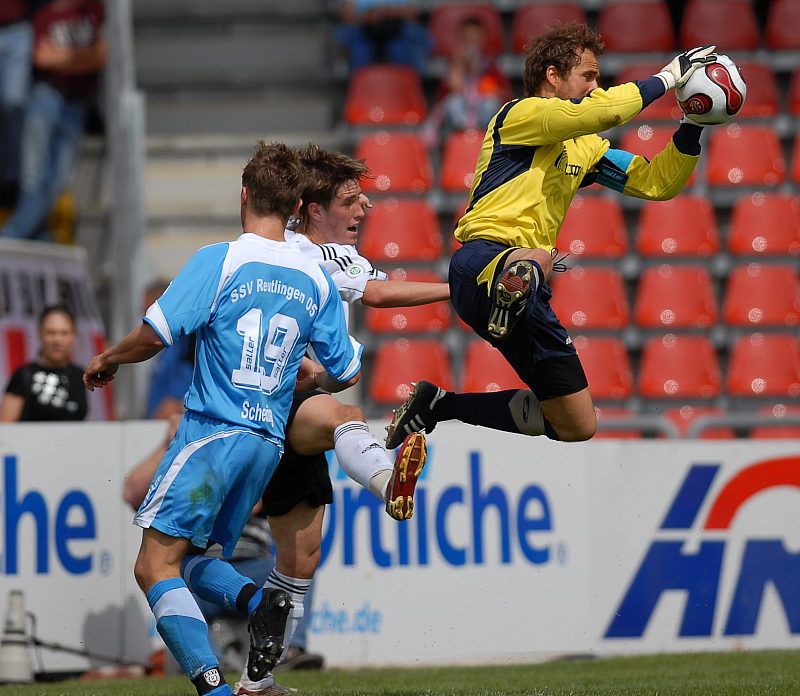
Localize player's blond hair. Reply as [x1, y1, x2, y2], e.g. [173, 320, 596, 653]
[242, 141, 306, 221]
[523, 21, 605, 97]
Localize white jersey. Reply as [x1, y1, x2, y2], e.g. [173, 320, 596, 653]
[145, 233, 362, 439]
[284, 229, 387, 310]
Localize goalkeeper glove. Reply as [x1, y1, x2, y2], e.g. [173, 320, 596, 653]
[655, 45, 717, 91]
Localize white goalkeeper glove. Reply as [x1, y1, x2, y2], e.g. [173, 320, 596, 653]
[655, 45, 717, 91]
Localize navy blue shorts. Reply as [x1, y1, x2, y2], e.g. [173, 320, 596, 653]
[261, 390, 333, 517]
[449, 239, 587, 400]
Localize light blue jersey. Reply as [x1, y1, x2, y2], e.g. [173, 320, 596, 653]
[144, 233, 362, 441]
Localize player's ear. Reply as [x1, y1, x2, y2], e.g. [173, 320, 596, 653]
[240, 187, 248, 206]
[307, 201, 323, 220]
[545, 64, 561, 90]
[292, 198, 303, 217]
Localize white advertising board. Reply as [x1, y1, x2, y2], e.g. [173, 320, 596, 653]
[0, 421, 798, 673]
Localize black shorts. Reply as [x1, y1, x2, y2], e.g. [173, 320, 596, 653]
[449, 239, 588, 401]
[261, 390, 333, 517]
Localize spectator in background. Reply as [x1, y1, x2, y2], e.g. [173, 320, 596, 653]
[333, 0, 431, 75]
[0, 303, 88, 421]
[0, 0, 105, 241]
[0, 0, 33, 209]
[141, 280, 195, 419]
[423, 16, 512, 148]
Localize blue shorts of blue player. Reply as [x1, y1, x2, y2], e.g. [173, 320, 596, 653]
[133, 410, 291, 696]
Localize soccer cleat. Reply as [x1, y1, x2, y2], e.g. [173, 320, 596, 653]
[234, 681, 297, 695]
[385, 432, 427, 521]
[246, 589, 293, 682]
[385, 380, 445, 449]
[487, 260, 538, 340]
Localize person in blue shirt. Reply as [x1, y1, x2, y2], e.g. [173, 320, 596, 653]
[84, 141, 361, 696]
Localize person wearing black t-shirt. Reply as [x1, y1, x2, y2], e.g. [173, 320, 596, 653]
[1, 303, 87, 421]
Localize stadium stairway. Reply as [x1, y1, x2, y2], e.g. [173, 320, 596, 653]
[132, 0, 338, 278]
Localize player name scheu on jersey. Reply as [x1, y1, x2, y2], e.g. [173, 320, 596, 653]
[229, 278, 319, 318]
[241, 399, 274, 425]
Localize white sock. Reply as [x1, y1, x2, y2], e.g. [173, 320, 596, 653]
[237, 570, 311, 691]
[334, 421, 392, 501]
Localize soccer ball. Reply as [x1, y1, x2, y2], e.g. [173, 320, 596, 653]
[676, 54, 747, 125]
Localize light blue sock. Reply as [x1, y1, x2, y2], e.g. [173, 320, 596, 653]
[181, 555, 254, 612]
[146, 577, 230, 694]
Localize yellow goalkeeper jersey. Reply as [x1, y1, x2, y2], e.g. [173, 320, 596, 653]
[454, 82, 699, 254]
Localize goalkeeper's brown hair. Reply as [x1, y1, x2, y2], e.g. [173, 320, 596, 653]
[242, 141, 306, 221]
[296, 144, 369, 226]
[523, 22, 605, 97]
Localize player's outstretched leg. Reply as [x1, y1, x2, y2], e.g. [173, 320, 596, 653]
[245, 588, 293, 682]
[385, 432, 427, 521]
[385, 380, 445, 449]
[487, 259, 539, 340]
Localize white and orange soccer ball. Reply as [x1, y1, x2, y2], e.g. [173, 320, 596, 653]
[676, 54, 747, 125]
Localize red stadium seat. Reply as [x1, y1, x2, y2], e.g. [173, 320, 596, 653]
[573, 335, 634, 400]
[354, 132, 433, 194]
[359, 197, 443, 262]
[707, 125, 786, 188]
[636, 195, 719, 257]
[727, 334, 800, 399]
[615, 62, 683, 121]
[618, 126, 694, 185]
[428, 3, 505, 57]
[550, 266, 629, 330]
[511, 2, 587, 53]
[573, 336, 634, 401]
[638, 334, 721, 399]
[736, 62, 779, 119]
[440, 129, 484, 192]
[634, 264, 717, 329]
[722, 263, 800, 328]
[462, 340, 527, 392]
[663, 405, 735, 439]
[750, 404, 800, 438]
[369, 338, 455, 405]
[344, 65, 427, 127]
[679, 0, 760, 50]
[728, 193, 800, 257]
[789, 66, 800, 116]
[765, 0, 800, 50]
[558, 195, 628, 259]
[365, 269, 451, 334]
[598, 0, 675, 52]
[593, 406, 642, 439]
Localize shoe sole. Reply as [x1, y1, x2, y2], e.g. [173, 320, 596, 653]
[385, 381, 428, 449]
[385, 432, 427, 521]
[247, 590, 293, 681]
[487, 261, 534, 339]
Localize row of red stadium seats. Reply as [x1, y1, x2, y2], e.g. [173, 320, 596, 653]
[363, 263, 800, 333]
[593, 402, 800, 439]
[352, 125, 798, 195]
[423, 0, 798, 56]
[357, 193, 800, 262]
[368, 334, 800, 404]
[344, 60, 798, 126]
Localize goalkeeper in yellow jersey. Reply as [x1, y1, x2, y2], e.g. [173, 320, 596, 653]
[386, 22, 716, 449]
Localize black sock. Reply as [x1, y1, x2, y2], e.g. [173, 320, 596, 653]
[235, 583, 260, 615]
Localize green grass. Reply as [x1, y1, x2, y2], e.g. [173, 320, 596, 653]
[2, 651, 800, 696]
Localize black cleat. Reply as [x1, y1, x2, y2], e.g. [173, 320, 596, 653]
[246, 589, 293, 682]
[385, 380, 445, 449]
[487, 260, 538, 340]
